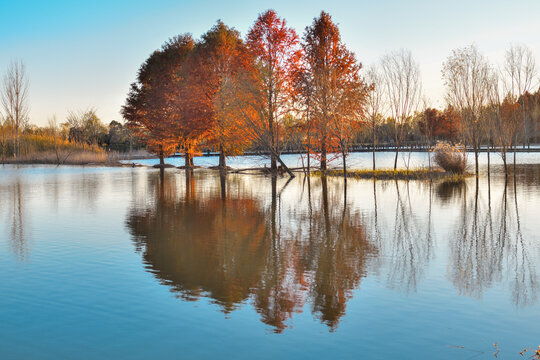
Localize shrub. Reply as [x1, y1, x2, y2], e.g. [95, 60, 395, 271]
[432, 141, 467, 174]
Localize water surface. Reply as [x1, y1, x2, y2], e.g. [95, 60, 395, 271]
[1, 162, 539, 359]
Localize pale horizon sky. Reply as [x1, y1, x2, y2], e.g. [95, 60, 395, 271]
[1, 0, 539, 126]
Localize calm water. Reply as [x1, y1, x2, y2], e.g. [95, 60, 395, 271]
[1, 160, 539, 359]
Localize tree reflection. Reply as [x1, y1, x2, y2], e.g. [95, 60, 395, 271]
[4, 180, 29, 261]
[446, 176, 537, 306]
[126, 169, 539, 334]
[126, 172, 375, 332]
[127, 171, 269, 312]
[385, 181, 433, 293]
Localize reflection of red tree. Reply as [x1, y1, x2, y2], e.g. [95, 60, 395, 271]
[126, 174, 376, 332]
[127, 179, 269, 311]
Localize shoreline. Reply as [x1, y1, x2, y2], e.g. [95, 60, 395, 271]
[1, 161, 473, 181]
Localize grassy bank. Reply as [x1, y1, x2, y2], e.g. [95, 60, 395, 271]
[1, 134, 153, 166]
[316, 168, 470, 181]
[3, 150, 111, 165]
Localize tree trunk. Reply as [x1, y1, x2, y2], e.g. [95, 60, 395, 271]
[159, 145, 164, 166]
[270, 152, 277, 173]
[321, 141, 327, 172]
[372, 123, 376, 171]
[393, 145, 399, 171]
[307, 146, 311, 174]
[219, 145, 226, 168]
[269, 112, 277, 173]
[502, 151, 508, 177]
[342, 150, 347, 184]
[220, 169, 226, 200]
[474, 143, 479, 176]
[185, 150, 190, 168]
[513, 143, 517, 174]
[487, 143, 490, 176]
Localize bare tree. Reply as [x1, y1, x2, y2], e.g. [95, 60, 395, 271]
[1, 60, 29, 158]
[380, 50, 422, 170]
[47, 116, 62, 164]
[442, 45, 491, 176]
[0, 114, 9, 163]
[502, 44, 537, 169]
[365, 64, 386, 171]
[504, 44, 537, 100]
[486, 71, 517, 175]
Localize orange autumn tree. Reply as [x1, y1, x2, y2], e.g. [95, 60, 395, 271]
[245, 9, 302, 175]
[186, 21, 252, 168]
[302, 11, 370, 176]
[419, 107, 461, 143]
[122, 35, 195, 165]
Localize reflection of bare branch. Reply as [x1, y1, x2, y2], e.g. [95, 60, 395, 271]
[9, 182, 28, 261]
[448, 177, 537, 306]
[385, 181, 432, 293]
[449, 179, 503, 298]
[508, 179, 537, 307]
[1, 178, 30, 262]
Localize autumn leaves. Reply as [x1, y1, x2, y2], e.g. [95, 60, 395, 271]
[122, 10, 369, 176]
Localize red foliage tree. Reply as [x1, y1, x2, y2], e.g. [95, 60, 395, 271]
[185, 21, 252, 168]
[302, 11, 370, 175]
[246, 9, 302, 174]
[122, 35, 195, 165]
[419, 107, 461, 142]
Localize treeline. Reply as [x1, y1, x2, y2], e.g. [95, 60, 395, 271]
[0, 59, 143, 163]
[0, 108, 142, 162]
[122, 10, 540, 177]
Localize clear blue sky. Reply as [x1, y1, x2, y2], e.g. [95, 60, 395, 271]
[1, 0, 539, 126]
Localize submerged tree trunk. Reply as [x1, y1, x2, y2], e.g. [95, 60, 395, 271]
[393, 123, 400, 171]
[502, 151, 508, 177]
[219, 145, 226, 168]
[513, 143, 517, 174]
[269, 111, 277, 173]
[220, 169, 226, 200]
[342, 150, 347, 184]
[474, 143, 479, 176]
[307, 146, 311, 174]
[372, 123, 376, 171]
[393, 145, 400, 171]
[159, 145, 165, 166]
[270, 152, 277, 173]
[487, 143, 490, 176]
[184, 145, 193, 168]
[320, 140, 327, 172]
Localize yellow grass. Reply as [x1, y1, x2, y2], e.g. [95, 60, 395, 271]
[1, 134, 112, 165]
[314, 168, 470, 181]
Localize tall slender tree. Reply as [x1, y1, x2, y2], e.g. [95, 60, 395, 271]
[1, 60, 29, 158]
[187, 21, 251, 169]
[302, 11, 370, 176]
[442, 45, 491, 176]
[245, 9, 302, 174]
[380, 50, 422, 170]
[122, 35, 195, 166]
[502, 44, 537, 168]
[365, 65, 385, 171]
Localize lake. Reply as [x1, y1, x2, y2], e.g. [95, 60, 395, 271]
[1, 155, 539, 359]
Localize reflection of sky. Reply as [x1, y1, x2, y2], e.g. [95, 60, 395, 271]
[0, 165, 539, 358]
[2, 0, 540, 126]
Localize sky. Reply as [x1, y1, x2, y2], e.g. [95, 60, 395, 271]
[1, 0, 540, 126]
